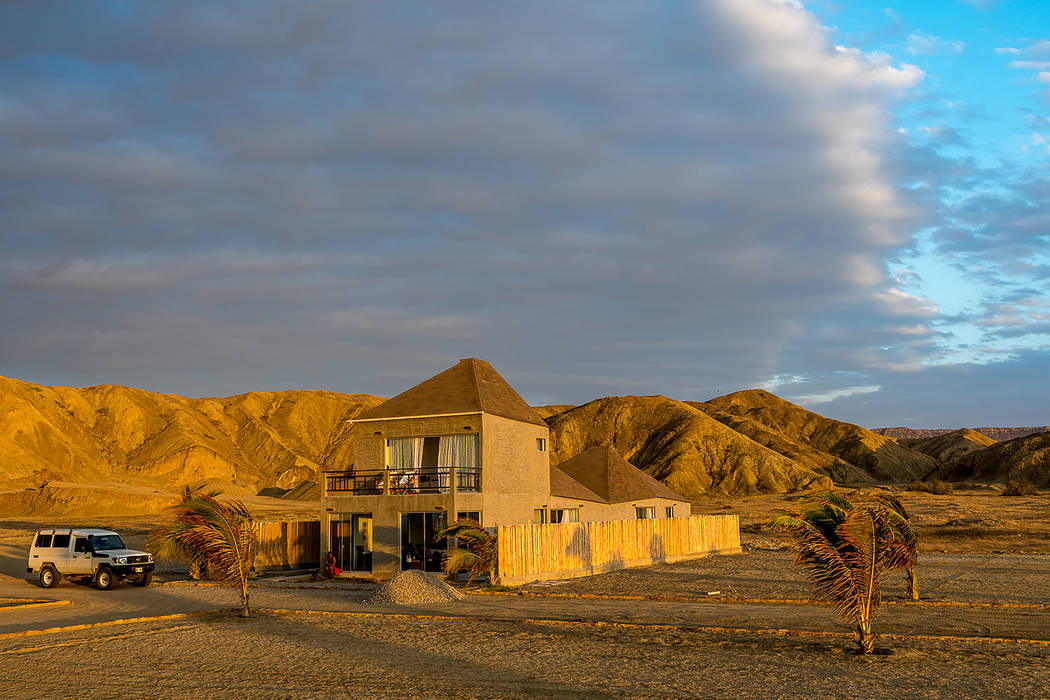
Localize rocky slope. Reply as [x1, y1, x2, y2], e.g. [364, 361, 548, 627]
[936, 431, 1050, 487]
[898, 428, 996, 463]
[546, 396, 833, 499]
[690, 404, 874, 484]
[0, 375, 384, 495]
[702, 390, 937, 482]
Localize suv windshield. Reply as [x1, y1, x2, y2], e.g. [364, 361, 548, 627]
[88, 535, 126, 551]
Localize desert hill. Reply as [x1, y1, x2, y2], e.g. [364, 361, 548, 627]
[546, 395, 833, 499]
[691, 404, 874, 484]
[0, 375, 384, 495]
[935, 431, 1050, 487]
[898, 428, 996, 463]
[701, 390, 937, 482]
[875, 426, 1050, 442]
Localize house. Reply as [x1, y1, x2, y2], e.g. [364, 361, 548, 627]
[321, 358, 690, 577]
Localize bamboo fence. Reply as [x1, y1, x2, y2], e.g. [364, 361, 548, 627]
[496, 515, 740, 585]
[254, 520, 320, 571]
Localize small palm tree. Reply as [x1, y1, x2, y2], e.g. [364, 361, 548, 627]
[436, 518, 497, 586]
[148, 487, 258, 617]
[773, 492, 912, 653]
[875, 494, 919, 601]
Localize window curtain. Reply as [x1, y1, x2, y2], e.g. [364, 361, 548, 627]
[438, 434, 478, 468]
[388, 437, 423, 469]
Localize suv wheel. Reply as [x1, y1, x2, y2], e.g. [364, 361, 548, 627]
[132, 572, 153, 587]
[39, 564, 61, 588]
[94, 566, 114, 591]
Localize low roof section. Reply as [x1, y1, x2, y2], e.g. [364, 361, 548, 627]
[551, 445, 690, 505]
[355, 358, 547, 427]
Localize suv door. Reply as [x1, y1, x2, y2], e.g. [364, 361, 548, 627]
[71, 536, 94, 574]
[50, 531, 72, 572]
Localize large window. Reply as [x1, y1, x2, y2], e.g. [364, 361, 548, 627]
[550, 508, 579, 523]
[635, 506, 656, 520]
[385, 434, 480, 493]
[387, 434, 478, 469]
[401, 512, 448, 572]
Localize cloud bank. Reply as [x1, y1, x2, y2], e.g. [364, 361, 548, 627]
[0, 1, 1042, 426]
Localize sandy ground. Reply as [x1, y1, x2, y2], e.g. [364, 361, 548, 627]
[2, 487, 1049, 697]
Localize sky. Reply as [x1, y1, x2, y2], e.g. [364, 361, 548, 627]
[1, 0, 1047, 428]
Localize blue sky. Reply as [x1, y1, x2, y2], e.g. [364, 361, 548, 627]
[0, 1, 1047, 428]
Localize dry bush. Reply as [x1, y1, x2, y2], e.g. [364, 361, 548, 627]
[1002, 479, 1038, 496]
[908, 480, 954, 495]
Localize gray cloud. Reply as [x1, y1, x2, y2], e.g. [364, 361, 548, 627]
[0, 0, 1041, 426]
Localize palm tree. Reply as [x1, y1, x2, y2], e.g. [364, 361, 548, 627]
[875, 494, 919, 601]
[148, 487, 258, 617]
[772, 492, 914, 653]
[436, 518, 497, 586]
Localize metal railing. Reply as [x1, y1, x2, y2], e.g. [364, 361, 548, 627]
[324, 467, 481, 495]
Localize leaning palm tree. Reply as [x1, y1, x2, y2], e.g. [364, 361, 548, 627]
[436, 518, 497, 586]
[148, 487, 258, 617]
[772, 492, 907, 654]
[876, 494, 919, 601]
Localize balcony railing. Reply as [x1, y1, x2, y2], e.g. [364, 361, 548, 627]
[324, 467, 481, 495]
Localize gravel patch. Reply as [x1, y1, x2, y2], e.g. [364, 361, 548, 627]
[363, 570, 462, 606]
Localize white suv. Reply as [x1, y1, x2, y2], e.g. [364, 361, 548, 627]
[27, 528, 155, 590]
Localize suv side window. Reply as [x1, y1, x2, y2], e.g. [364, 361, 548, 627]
[35, 533, 53, 548]
[52, 534, 71, 549]
[74, 537, 91, 553]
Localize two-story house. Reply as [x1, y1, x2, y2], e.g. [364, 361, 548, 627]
[321, 358, 690, 577]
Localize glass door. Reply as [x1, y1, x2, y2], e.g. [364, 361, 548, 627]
[400, 512, 448, 572]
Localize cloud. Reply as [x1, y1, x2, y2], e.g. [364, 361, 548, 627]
[906, 32, 965, 57]
[9, 0, 1037, 428]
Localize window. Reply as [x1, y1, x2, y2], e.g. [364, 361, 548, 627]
[388, 434, 479, 468]
[537, 438, 546, 451]
[34, 533, 52, 548]
[74, 537, 91, 553]
[457, 511, 481, 523]
[52, 533, 71, 548]
[532, 508, 548, 524]
[401, 512, 448, 572]
[550, 508, 579, 523]
[635, 506, 656, 520]
[665, 506, 675, 519]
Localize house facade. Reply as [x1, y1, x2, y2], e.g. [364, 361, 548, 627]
[320, 358, 690, 577]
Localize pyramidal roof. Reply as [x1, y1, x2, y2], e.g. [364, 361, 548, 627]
[552, 445, 689, 504]
[356, 358, 546, 426]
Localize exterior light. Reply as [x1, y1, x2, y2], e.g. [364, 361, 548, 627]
[374, 430, 383, 435]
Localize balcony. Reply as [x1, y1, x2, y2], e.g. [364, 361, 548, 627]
[324, 467, 481, 495]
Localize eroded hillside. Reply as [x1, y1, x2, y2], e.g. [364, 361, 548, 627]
[0, 375, 384, 494]
[546, 396, 833, 499]
[702, 390, 937, 482]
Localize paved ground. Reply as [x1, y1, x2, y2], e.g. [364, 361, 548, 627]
[2, 550, 1049, 697]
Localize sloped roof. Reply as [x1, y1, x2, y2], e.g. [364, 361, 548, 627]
[356, 358, 546, 426]
[549, 464, 605, 503]
[552, 445, 689, 504]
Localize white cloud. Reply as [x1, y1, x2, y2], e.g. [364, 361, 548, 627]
[906, 32, 965, 57]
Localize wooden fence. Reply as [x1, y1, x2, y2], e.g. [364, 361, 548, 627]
[254, 520, 320, 571]
[496, 515, 740, 585]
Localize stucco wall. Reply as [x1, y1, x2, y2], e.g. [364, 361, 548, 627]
[546, 496, 690, 522]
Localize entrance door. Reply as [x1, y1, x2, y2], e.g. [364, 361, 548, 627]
[330, 514, 373, 572]
[400, 512, 448, 572]
[351, 514, 372, 572]
[329, 517, 352, 572]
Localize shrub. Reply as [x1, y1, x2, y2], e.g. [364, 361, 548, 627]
[1002, 479, 1038, 496]
[908, 480, 953, 495]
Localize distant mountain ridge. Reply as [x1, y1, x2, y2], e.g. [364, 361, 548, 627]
[874, 426, 1049, 442]
[0, 375, 1044, 515]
